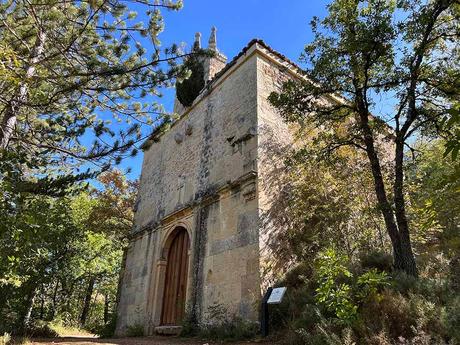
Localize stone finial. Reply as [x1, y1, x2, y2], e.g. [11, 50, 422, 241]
[208, 26, 217, 51]
[193, 32, 201, 51]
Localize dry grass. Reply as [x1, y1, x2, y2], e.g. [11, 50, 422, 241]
[48, 323, 94, 338]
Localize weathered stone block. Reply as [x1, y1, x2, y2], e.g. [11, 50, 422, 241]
[116, 39, 304, 336]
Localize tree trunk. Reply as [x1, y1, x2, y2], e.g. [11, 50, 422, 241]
[21, 286, 37, 333]
[356, 96, 417, 276]
[80, 276, 95, 327]
[104, 293, 109, 324]
[114, 248, 128, 312]
[393, 137, 418, 276]
[50, 280, 59, 319]
[0, 30, 46, 149]
[39, 293, 45, 320]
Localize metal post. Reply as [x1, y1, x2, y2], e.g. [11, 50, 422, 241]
[260, 287, 272, 337]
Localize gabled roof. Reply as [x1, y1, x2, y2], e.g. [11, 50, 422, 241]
[141, 39, 306, 150]
[207, 39, 306, 88]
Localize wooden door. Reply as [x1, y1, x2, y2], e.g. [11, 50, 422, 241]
[161, 229, 190, 325]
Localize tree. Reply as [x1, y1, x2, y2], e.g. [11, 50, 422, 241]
[269, 0, 460, 276]
[0, 0, 188, 189]
[406, 140, 460, 273]
[262, 139, 387, 277]
[444, 103, 460, 162]
[86, 169, 138, 240]
[0, 170, 136, 333]
[0, 193, 81, 331]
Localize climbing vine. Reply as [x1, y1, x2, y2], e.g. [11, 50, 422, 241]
[176, 54, 205, 107]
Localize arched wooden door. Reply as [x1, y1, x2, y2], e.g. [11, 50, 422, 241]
[161, 228, 190, 325]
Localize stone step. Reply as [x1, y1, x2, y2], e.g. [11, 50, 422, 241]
[154, 325, 182, 335]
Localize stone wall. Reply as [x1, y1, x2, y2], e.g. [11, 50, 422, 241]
[255, 49, 296, 287]
[115, 39, 387, 336]
[116, 48, 262, 335]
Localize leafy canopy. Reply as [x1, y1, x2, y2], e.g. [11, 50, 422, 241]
[0, 0, 190, 190]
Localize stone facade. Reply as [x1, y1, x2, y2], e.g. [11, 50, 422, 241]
[115, 32, 305, 335]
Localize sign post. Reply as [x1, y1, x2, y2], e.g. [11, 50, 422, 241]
[260, 286, 286, 337]
[260, 287, 272, 338]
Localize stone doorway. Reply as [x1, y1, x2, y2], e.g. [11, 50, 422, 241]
[160, 227, 190, 325]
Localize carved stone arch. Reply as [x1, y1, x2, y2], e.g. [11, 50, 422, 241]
[159, 225, 191, 325]
[160, 222, 192, 259]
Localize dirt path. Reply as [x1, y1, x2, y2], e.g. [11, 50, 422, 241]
[29, 336, 277, 345]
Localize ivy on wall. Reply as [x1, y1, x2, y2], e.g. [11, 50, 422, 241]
[176, 54, 205, 107]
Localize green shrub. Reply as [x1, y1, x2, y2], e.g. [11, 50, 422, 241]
[270, 250, 457, 344]
[176, 53, 205, 107]
[288, 304, 321, 333]
[179, 309, 198, 337]
[269, 287, 316, 331]
[392, 271, 418, 295]
[197, 304, 258, 341]
[125, 324, 144, 337]
[356, 269, 390, 300]
[277, 262, 315, 289]
[24, 321, 58, 338]
[358, 289, 415, 340]
[409, 293, 444, 336]
[315, 248, 357, 324]
[444, 296, 460, 342]
[359, 251, 393, 273]
[91, 315, 117, 338]
[290, 318, 354, 345]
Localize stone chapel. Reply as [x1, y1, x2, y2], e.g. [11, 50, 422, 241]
[116, 28, 305, 335]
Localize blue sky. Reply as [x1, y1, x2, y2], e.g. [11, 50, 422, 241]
[119, 0, 331, 181]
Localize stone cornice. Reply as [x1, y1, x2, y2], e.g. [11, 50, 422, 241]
[128, 170, 257, 240]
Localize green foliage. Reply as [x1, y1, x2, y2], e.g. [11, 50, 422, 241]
[269, 0, 459, 276]
[191, 304, 258, 341]
[0, 170, 136, 335]
[0, 0, 186, 185]
[391, 271, 418, 295]
[276, 262, 315, 290]
[356, 269, 390, 300]
[359, 251, 393, 273]
[315, 248, 390, 325]
[91, 315, 117, 339]
[277, 261, 460, 344]
[406, 140, 460, 266]
[125, 324, 144, 337]
[443, 104, 460, 161]
[315, 249, 357, 324]
[23, 322, 58, 338]
[176, 53, 206, 107]
[266, 262, 321, 342]
[264, 140, 387, 277]
[443, 296, 460, 342]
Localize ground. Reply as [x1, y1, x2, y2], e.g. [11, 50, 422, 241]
[27, 336, 276, 345]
